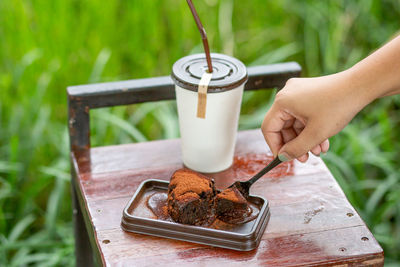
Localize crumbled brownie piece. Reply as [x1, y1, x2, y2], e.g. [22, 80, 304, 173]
[215, 186, 251, 222]
[167, 169, 216, 225]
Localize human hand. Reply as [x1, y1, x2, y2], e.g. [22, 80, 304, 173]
[261, 35, 400, 162]
[261, 73, 371, 162]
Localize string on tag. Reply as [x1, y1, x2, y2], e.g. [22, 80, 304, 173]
[197, 72, 213, 118]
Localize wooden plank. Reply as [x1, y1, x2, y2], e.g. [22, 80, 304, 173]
[76, 130, 326, 176]
[78, 168, 174, 200]
[85, 168, 359, 231]
[77, 163, 333, 201]
[77, 160, 327, 201]
[67, 63, 301, 107]
[96, 226, 383, 266]
[87, 192, 363, 235]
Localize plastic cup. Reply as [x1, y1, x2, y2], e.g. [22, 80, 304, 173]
[171, 53, 248, 173]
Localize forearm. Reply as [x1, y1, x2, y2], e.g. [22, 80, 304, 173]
[346, 34, 400, 100]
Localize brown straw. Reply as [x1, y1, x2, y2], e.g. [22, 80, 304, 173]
[186, 0, 213, 73]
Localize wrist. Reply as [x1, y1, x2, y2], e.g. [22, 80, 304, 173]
[341, 67, 381, 106]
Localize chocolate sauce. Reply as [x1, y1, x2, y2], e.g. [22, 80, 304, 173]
[233, 154, 294, 177]
[146, 192, 259, 228]
[146, 192, 171, 221]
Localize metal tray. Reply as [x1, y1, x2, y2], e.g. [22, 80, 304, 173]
[121, 179, 270, 251]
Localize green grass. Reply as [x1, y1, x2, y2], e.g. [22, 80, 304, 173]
[1, 0, 399, 265]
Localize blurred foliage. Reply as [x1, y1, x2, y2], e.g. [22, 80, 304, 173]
[0, 0, 399, 265]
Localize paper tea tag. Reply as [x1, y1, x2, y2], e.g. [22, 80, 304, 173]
[197, 72, 213, 118]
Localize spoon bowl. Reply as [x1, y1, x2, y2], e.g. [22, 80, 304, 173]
[228, 157, 282, 198]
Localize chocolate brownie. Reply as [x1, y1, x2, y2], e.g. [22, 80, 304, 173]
[167, 169, 216, 225]
[215, 186, 251, 222]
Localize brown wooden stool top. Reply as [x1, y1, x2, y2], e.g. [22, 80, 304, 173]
[71, 129, 383, 266]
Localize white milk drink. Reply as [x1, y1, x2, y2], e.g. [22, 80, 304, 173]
[171, 53, 247, 173]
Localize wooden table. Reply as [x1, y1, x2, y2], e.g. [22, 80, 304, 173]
[71, 129, 383, 266]
[68, 62, 383, 266]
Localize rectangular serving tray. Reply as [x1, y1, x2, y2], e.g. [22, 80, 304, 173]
[121, 179, 270, 251]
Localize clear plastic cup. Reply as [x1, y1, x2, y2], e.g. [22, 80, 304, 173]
[171, 53, 247, 173]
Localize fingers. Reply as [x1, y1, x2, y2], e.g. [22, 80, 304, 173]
[293, 119, 305, 134]
[296, 153, 309, 163]
[262, 107, 294, 156]
[310, 144, 321, 156]
[288, 118, 310, 161]
[278, 120, 325, 160]
[263, 104, 330, 163]
[263, 131, 282, 157]
[281, 127, 297, 144]
[294, 138, 329, 162]
[320, 139, 330, 153]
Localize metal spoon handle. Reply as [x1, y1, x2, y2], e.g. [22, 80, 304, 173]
[246, 157, 282, 186]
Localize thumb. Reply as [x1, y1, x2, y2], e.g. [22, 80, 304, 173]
[278, 121, 324, 161]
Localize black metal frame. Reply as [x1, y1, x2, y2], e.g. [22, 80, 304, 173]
[67, 62, 301, 267]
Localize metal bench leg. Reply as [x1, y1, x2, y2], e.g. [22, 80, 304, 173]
[72, 181, 95, 267]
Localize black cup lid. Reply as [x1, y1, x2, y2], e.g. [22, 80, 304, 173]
[171, 53, 247, 93]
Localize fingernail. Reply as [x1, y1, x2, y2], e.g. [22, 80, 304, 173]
[278, 153, 290, 162]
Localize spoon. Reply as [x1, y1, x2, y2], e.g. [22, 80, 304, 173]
[227, 157, 282, 198]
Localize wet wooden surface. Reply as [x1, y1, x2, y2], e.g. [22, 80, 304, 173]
[71, 129, 384, 266]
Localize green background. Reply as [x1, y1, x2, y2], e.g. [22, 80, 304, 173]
[1, 0, 399, 265]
